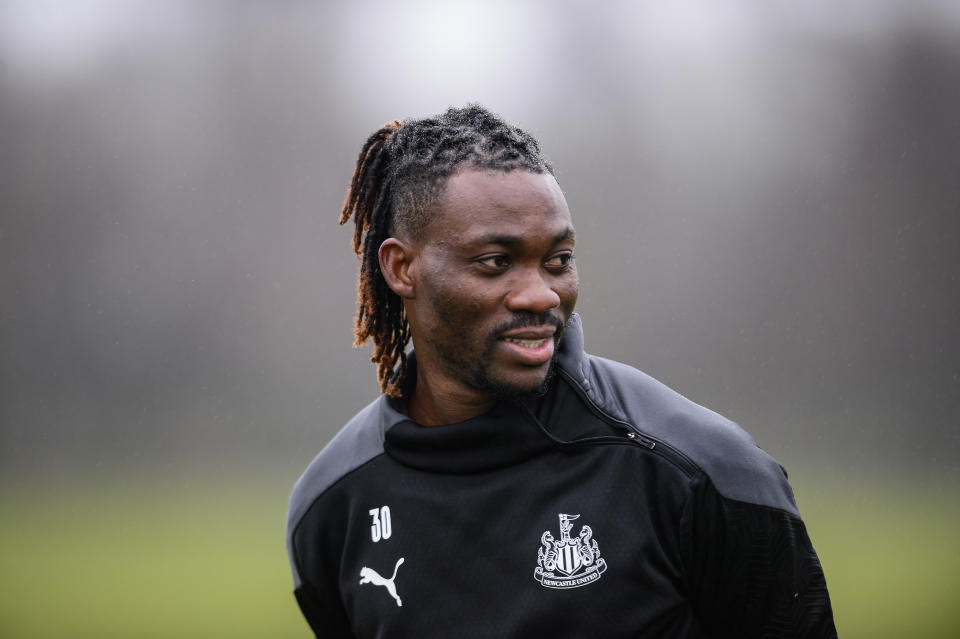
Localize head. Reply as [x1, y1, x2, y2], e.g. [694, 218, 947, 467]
[339, 105, 578, 400]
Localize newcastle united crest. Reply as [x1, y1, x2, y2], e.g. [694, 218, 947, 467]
[534, 513, 607, 589]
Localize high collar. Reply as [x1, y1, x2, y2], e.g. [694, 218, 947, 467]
[380, 313, 589, 474]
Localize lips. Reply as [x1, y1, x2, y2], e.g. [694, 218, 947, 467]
[497, 326, 557, 365]
[503, 337, 549, 349]
[499, 325, 557, 340]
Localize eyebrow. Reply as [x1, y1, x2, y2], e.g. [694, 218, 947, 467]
[469, 227, 575, 247]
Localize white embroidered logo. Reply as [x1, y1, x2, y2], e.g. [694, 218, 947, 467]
[359, 558, 404, 607]
[534, 514, 607, 589]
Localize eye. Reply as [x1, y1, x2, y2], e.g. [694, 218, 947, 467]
[477, 255, 511, 270]
[545, 252, 574, 270]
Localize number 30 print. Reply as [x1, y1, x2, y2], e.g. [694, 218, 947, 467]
[369, 505, 392, 542]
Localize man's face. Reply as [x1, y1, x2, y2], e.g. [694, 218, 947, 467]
[406, 169, 578, 401]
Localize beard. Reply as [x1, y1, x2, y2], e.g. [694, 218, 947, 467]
[425, 310, 566, 401]
[467, 352, 559, 401]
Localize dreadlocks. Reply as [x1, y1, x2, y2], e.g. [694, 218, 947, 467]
[339, 104, 554, 396]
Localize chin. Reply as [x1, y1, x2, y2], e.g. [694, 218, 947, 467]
[472, 361, 557, 401]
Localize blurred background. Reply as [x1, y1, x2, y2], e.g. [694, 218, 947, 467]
[1, 0, 958, 636]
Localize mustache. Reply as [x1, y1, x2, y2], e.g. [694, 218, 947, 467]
[491, 311, 565, 337]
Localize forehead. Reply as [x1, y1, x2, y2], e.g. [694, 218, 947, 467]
[422, 169, 573, 245]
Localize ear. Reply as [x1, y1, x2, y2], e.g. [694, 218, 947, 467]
[379, 238, 417, 299]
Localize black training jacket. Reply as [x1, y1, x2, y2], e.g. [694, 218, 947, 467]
[286, 314, 836, 638]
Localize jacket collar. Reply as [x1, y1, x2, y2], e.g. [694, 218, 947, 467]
[555, 312, 587, 387]
[380, 313, 587, 473]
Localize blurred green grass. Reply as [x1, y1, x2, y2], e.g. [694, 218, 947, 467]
[1, 470, 958, 637]
[795, 475, 960, 638]
[0, 472, 307, 638]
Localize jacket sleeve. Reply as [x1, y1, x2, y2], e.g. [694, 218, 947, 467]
[681, 472, 837, 638]
[288, 505, 356, 638]
[293, 579, 354, 639]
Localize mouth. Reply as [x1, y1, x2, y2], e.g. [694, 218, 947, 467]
[502, 337, 550, 349]
[497, 327, 557, 365]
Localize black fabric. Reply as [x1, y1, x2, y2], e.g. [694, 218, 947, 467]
[383, 401, 554, 473]
[682, 476, 836, 638]
[287, 317, 836, 637]
[294, 442, 696, 637]
[382, 379, 640, 474]
[294, 582, 353, 638]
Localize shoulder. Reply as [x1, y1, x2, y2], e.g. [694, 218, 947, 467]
[286, 396, 389, 541]
[574, 353, 799, 516]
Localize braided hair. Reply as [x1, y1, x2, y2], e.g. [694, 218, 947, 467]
[339, 104, 554, 396]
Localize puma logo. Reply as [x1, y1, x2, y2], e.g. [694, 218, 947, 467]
[359, 557, 404, 607]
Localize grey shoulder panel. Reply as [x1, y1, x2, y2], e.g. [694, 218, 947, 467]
[285, 396, 388, 586]
[579, 354, 799, 517]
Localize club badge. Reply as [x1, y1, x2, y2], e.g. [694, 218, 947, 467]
[534, 513, 607, 589]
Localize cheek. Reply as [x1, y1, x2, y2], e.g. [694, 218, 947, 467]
[426, 281, 490, 329]
[558, 271, 579, 311]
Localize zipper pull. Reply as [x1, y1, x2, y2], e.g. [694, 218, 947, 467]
[625, 430, 656, 449]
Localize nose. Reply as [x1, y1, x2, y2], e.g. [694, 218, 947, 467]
[504, 268, 562, 315]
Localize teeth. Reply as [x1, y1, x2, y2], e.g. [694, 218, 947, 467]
[504, 338, 546, 349]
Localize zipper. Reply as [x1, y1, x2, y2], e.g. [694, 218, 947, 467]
[624, 430, 656, 449]
[556, 367, 699, 477]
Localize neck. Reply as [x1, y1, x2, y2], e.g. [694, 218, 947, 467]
[407, 366, 496, 426]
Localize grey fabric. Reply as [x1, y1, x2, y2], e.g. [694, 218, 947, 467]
[285, 396, 396, 586]
[557, 313, 799, 517]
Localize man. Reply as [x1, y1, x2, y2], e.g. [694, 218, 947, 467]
[287, 105, 836, 637]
